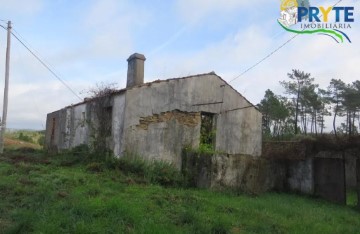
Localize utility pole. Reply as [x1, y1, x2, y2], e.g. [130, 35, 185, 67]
[0, 21, 11, 154]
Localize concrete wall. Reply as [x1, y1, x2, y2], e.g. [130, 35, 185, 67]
[286, 158, 314, 194]
[216, 108, 262, 156]
[112, 94, 126, 156]
[45, 110, 61, 151]
[123, 74, 262, 167]
[45, 93, 127, 155]
[45, 108, 71, 151]
[345, 150, 358, 190]
[182, 151, 285, 194]
[70, 104, 88, 147]
[124, 110, 201, 167]
[46, 104, 89, 151]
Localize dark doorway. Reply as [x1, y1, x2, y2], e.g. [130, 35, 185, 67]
[103, 106, 113, 137]
[200, 113, 216, 149]
[50, 118, 56, 143]
[314, 157, 346, 204]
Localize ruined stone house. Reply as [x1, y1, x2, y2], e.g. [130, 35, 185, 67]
[45, 53, 262, 168]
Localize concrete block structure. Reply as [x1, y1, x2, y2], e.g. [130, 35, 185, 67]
[45, 53, 262, 168]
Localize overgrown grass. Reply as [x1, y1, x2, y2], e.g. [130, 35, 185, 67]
[5, 130, 44, 145]
[0, 149, 359, 233]
[347, 190, 358, 207]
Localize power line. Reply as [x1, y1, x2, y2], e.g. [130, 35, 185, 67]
[12, 28, 44, 60]
[228, 34, 299, 83]
[229, 0, 345, 83]
[0, 24, 83, 101]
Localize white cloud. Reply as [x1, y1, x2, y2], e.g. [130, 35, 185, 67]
[175, 0, 269, 23]
[81, 0, 150, 59]
[0, 0, 43, 15]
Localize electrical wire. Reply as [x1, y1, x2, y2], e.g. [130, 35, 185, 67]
[0, 24, 83, 101]
[228, 0, 345, 83]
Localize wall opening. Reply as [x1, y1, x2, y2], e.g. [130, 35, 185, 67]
[81, 112, 86, 127]
[314, 157, 346, 204]
[200, 112, 216, 149]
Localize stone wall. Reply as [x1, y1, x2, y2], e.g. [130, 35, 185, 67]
[181, 151, 285, 194]
[262, 141, 359, 204]
[182, 144, 354, 204]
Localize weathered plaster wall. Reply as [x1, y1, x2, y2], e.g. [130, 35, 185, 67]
[345, 150, 358, 189]
[125, 110, 201, 167]
[216, 108, 262, 156]
[70, 104, 88, 147]
[112, 94, 126, 156]
[45, 110, 62, 151]
[123, 74, 262, 166]
[286, 158, 314, 194]
[45, 107, 72, 151]
[182, 152, 285, 194]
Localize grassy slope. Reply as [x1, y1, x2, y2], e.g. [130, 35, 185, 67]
[0, 152, 359, 234]
[4, 130, 43, 150]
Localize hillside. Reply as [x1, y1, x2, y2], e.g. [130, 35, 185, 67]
[4, 130, 44, 150]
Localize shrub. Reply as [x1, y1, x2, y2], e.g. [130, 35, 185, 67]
[149, 160, 183, 187]
[18, 132, 34, 143]
[70, 144, 91, 157]
[117, 155, 147, 177]
[37, 135, 45, 147]
[112, 155, 185, 187]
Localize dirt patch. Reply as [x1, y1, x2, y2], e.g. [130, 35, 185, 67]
[5, 138, 40, 149]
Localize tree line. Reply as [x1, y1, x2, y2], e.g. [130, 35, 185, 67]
[257, 69, 360, 139]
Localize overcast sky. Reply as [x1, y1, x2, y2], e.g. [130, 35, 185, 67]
[0, 0, 359, 130]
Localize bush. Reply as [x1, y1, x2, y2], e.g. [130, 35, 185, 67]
[37, 135, 45, 147]
[117, 155, 147, 176]
[149, 160, 184, 187]
[112, 155, 184, 187]
[18, 132, 33, 143]
[70, 144, 91, 157]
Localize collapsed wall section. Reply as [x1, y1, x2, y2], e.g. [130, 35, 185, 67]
[124, 110, 201, 168]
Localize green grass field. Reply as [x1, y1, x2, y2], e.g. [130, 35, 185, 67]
[0, 149, 359, 234]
